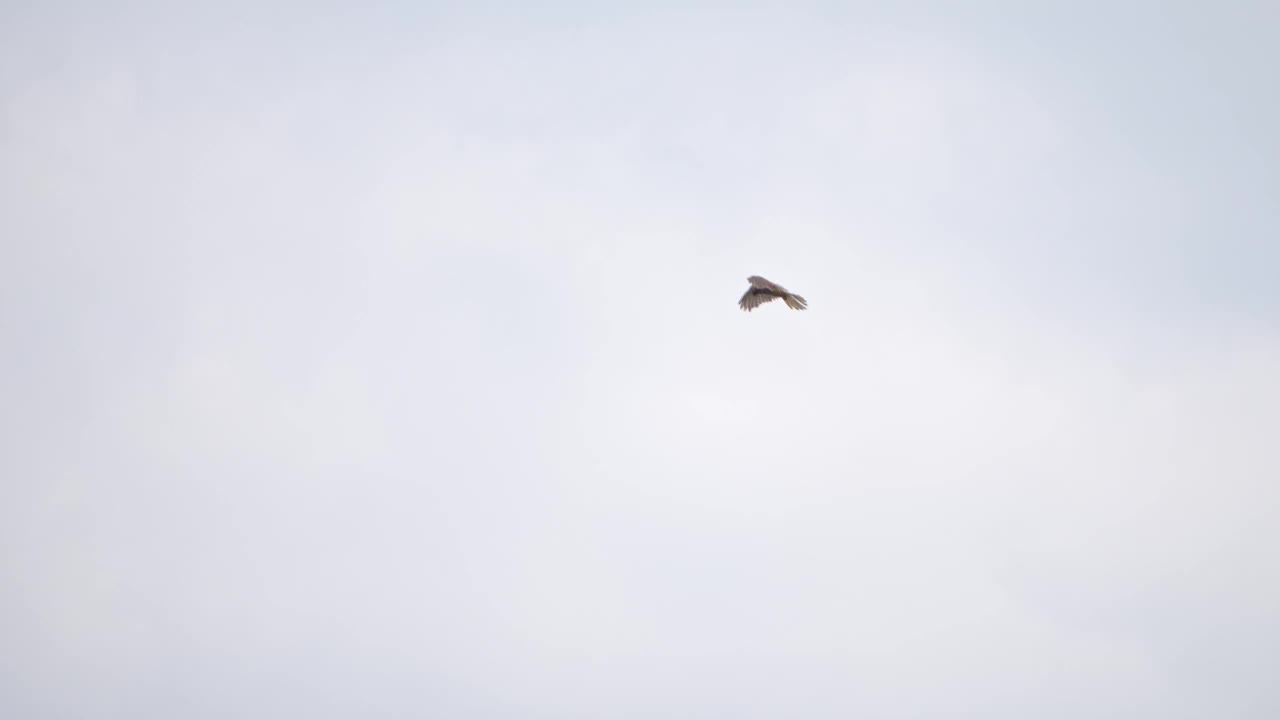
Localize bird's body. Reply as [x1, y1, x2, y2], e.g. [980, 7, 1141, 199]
[738, 275, 807, 312]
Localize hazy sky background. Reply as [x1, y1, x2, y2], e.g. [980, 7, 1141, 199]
[3, 2, 1278, 717]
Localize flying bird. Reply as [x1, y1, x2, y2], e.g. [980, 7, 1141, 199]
[739, 275, 807, 312]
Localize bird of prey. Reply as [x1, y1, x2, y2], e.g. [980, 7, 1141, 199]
[738, 275, 808, 312]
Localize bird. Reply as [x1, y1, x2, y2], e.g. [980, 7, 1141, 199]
[738, 275, 807, 312]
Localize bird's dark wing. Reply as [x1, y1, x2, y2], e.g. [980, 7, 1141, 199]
[739, 286, 781, 311]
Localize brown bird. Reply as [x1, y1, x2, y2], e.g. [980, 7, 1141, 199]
[739, 275, 808, 312]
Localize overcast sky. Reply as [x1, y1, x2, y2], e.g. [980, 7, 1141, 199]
[3, 2, 1278, 718]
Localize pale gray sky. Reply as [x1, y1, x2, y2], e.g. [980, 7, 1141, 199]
[2, 2, 1278, 718]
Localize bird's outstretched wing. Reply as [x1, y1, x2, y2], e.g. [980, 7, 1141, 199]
[739, 286, 781, 311]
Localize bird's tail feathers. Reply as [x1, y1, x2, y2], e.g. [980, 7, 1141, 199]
[785, 294, 807, 310]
